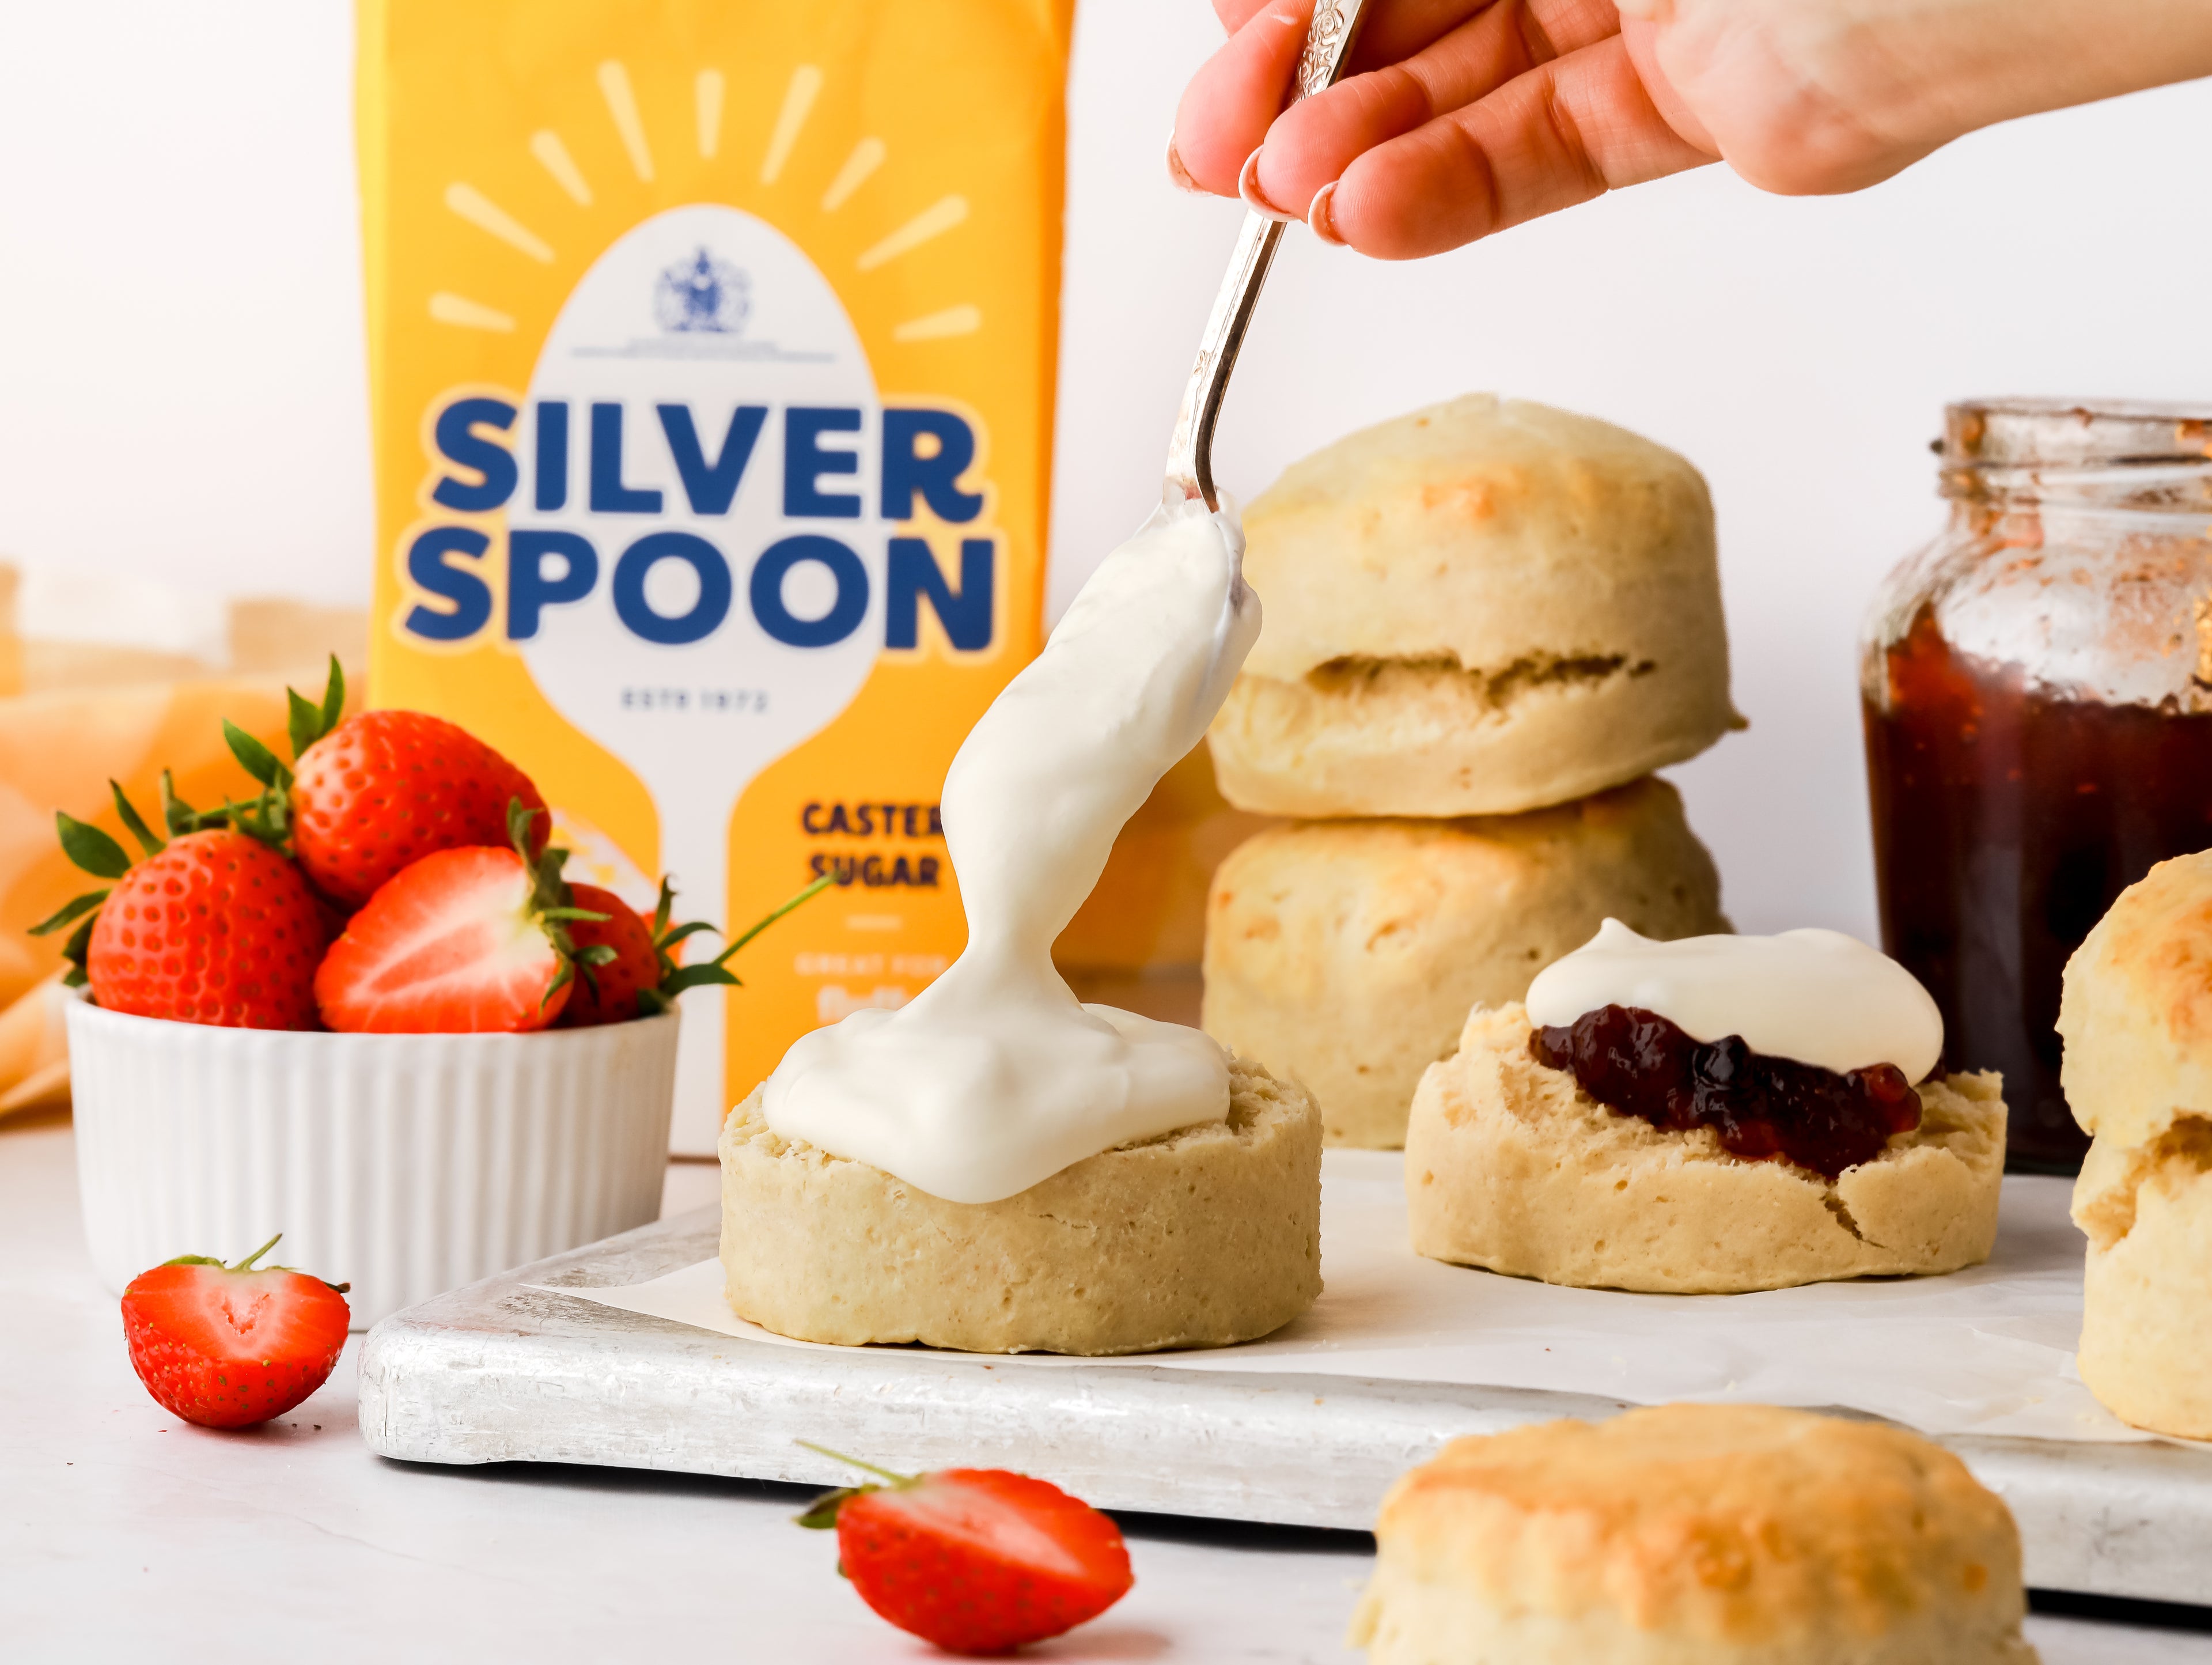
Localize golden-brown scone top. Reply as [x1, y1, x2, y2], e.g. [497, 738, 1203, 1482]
[1355, 1405, 2032, 1659]
[2058, 848, 2212, 1150]
[1209, 394, 1741, 819]
[1234, 395, 1718, 684]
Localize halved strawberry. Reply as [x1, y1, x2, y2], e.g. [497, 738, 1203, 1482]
[797, 1447, 1134, 1655]
[315, 806, 588, 1033]
[121, 1235, 351, 1429]
[290, 707, 548, 908]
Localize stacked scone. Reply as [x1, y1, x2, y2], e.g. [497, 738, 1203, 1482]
[2058, 850, 2212, 1438]
[1203, 395, 1740, 1146]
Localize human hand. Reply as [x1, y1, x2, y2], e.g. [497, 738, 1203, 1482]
[1170, 0, 2212, 259]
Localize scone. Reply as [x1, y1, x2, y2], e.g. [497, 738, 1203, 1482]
[719, 1055, 1321, 1354]
[1406, 1004, 2005, 1293]
[1202, 779, 1726, 1148]
[1207, 394, 1741, 819]
[1349, 1404, 2039, 1665]
[2058, 849, 2212, 1438]
[1056, 740, 1274, 977]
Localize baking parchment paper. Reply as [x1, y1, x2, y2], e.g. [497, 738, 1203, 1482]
[540, 1151, 2140, 1445]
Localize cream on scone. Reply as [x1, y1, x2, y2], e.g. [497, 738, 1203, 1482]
[1202, 779, 1727, 1149]
[1207, 394, 1741, 820]
[730, 498, 1321, 1356]
[1349, 1404, 2039, 1665]
[1407, 924, 2003, 1293]
[2059, 849, 2212, 1439]
[721, 1056, 1320, 1355]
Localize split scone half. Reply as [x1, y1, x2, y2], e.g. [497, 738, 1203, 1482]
[719, 1055, 1321, 1354]
[1406, 1004, 2005, 1293]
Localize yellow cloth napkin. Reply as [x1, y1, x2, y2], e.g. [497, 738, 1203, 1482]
[0, 973, 69, 1119]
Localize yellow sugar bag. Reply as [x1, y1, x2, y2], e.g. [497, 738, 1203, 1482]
[358, 1, 1072, 1151]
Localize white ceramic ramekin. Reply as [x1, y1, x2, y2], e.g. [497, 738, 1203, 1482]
[66, 1000, 679, 1328]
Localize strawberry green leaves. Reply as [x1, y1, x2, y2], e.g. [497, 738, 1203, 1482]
[793, 1441, 919, 1529]
[110, 782, 165, 860]
[507, 798, 609, 1010]
[643, 871, 835, 1012]
[287, 657, 346, 762]
[32, 785, 164, 986]
[216, 656, 347, 851]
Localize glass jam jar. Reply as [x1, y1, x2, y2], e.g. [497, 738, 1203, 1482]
[1862, 400, 2212, 1173]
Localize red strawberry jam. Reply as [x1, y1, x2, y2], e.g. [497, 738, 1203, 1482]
[1531, 1005, 1920, 1180]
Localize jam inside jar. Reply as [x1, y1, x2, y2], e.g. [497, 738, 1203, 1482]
[1862, 401, 2212, 1172]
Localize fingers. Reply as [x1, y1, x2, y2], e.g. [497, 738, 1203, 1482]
[1213, 0, 1498, 74]
[1245, 0, 1620, 216]
[1177, 0, 1509, 198]
[1325, 33, 1715, 258]
[1347, 0, 1536, 76]
[1174, 1, 1313, 196]
[1213, 0, 1282, 31]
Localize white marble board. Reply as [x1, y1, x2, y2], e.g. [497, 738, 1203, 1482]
[360, 1203, 2212, 1607]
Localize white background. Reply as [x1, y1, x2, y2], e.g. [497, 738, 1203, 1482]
[2, 1, 2209, 939]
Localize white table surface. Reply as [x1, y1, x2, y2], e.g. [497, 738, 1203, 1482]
[5, 1113, 2209, 1664]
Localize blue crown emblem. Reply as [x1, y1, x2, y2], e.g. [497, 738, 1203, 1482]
[654, 247, 748, 335]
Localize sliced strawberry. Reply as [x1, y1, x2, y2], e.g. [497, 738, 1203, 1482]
[315, 842, 576, 1033]
[121, 1236, 351, 1429]
[290, 709, 548, 908]
[797, 1450, 1134, 1654]
[556, 885, 661, 1027]
[78, 826, 324, 1030]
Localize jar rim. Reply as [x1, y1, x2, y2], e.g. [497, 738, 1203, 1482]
[1940, 400, 2212, 508]
[1943, 399, 2212, 466]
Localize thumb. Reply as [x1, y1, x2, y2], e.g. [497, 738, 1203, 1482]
[1618, 14, 1720, 157]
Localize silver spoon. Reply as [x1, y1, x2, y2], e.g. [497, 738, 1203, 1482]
[1164, 0, 1374, 510]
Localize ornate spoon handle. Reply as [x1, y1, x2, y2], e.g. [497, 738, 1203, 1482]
[1163, 0, 1373, 510]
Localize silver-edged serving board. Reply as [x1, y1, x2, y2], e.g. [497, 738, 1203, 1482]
[359, 1205, 2212, 1606]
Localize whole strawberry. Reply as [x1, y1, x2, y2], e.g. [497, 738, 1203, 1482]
[315, 804, 590, 1033]
[797, 1447, 1134, 1655]
[291, 709, 548, 908]
[31, 780, 325, 1030]
[121, 1235, 351, 1429]
[89, 829, 325, 1028]
[560, 872, 836, 1027]
[558, 884, 662, 1027]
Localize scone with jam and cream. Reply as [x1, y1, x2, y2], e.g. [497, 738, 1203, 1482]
[721, 501, 1323, 1354]
[1406, 920, 2005, 1293]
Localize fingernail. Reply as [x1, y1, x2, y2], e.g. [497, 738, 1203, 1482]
[1166, 134, 1202, 194]
[1308, 180, 1344, 247]
[1237, 147, 1300, 223]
